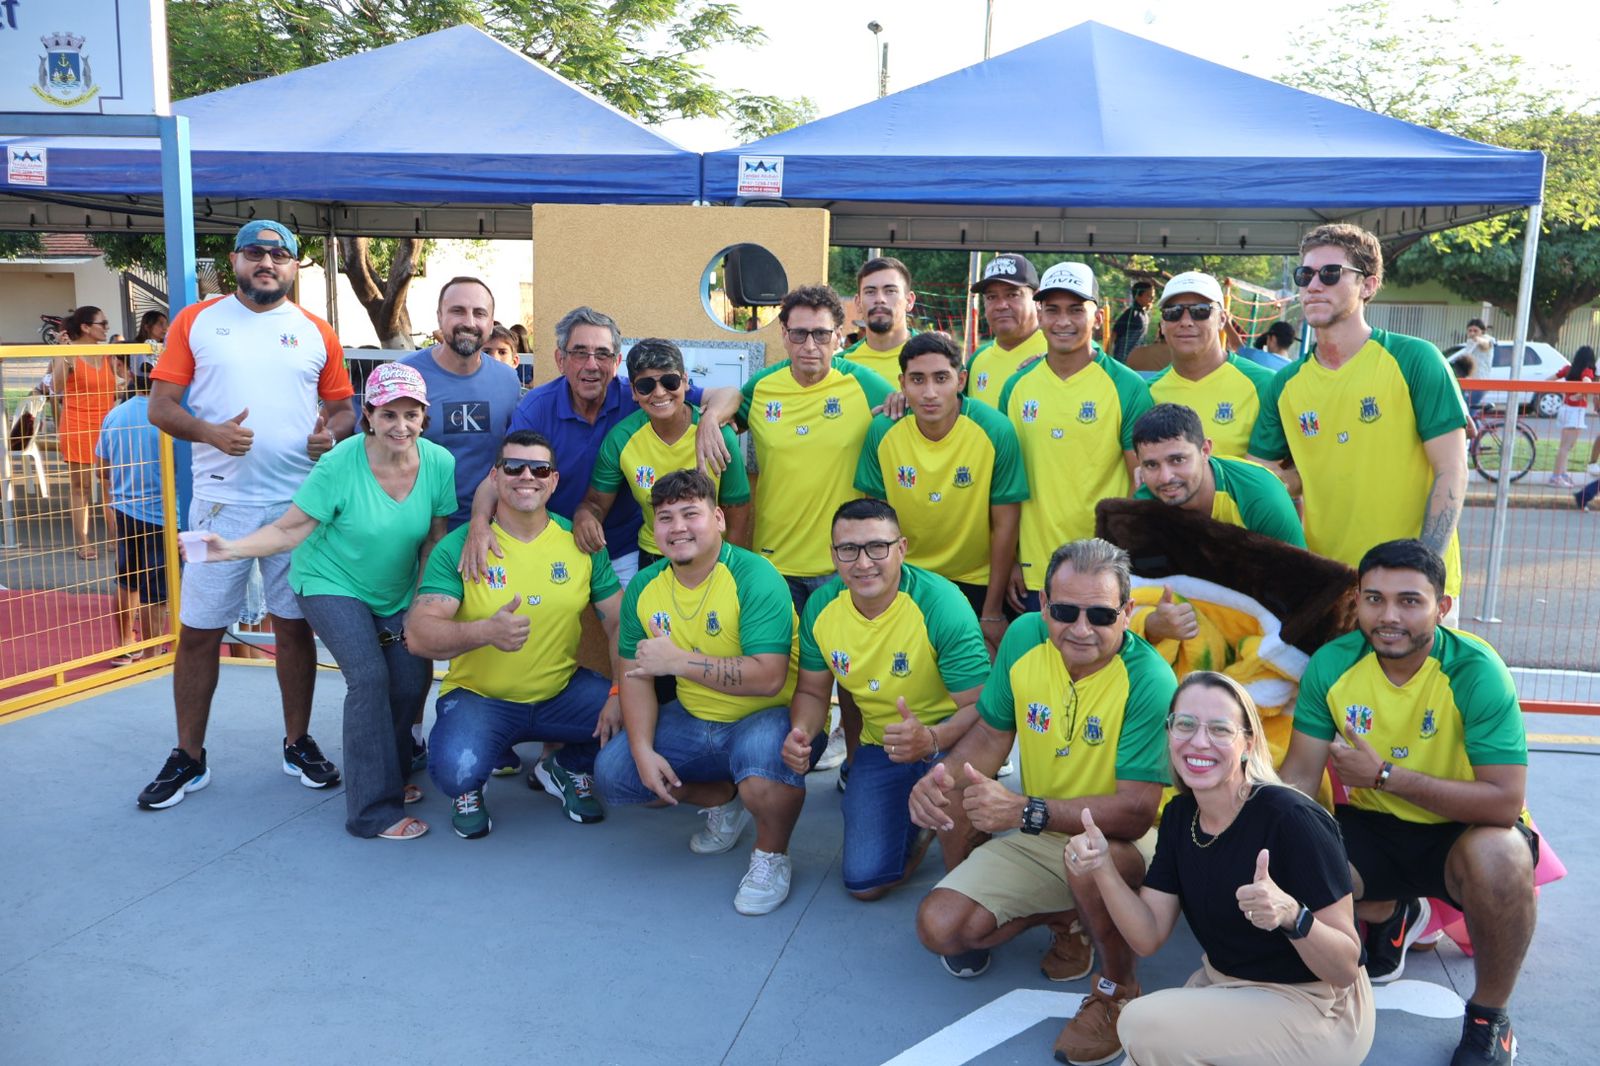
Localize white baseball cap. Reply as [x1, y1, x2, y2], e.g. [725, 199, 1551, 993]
[1160, 271, 1225, 307]
[1035, 262, 1099, 302]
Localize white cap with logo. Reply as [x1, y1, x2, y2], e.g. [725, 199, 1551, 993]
[1160, 271, 1225, 307]
[1035, 262, 1100, 302]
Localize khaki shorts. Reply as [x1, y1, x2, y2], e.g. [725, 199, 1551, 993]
[936, 827, 1158, 926]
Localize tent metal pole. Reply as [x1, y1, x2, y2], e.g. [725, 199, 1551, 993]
[157, 116, 197, 314]
[325, 220, 340, 332]
[1475, 201, 1543, 624]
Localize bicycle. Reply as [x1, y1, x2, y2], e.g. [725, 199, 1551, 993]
[1468, 408, 1539, 483]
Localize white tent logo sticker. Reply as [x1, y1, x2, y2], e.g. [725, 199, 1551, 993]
[34, 31, 99, 109]
[737, 155, 783, 198]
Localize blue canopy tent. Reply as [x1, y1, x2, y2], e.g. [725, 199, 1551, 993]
[0, 24, 700, 239]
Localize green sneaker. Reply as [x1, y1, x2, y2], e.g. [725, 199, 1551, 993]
[451, 788, 492, 839]
[532, 758, 605, 824]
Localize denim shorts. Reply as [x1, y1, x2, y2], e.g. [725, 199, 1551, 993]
[427, 670, 610, 795]
[595, 701, 812, 805]
[179, 498, 302, 629]
[840, 743, 930, 891]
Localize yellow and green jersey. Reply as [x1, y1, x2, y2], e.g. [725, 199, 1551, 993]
[619, 542, 799, 722]
[592, 404, 749, 555]
[1148, 353, 1277, 458]
[1293, 627, 1526, 825]
[999, 351, 1154, 591]
[738, 356, 893, 578]
[966, 330, 1047, 410]
[979, 615, 1174, 799]
[1247, 329, 1468, 596]
[855, 398, 1030, 585]
[1133, 455, 1305, 548]
[801, 565, 991, 746]
[419, 516, 620, 705]
[839, 331, 916, 384]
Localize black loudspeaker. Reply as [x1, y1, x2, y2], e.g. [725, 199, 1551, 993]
[724, 243, 788, 306]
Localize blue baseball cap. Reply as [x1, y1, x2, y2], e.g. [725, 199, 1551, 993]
[233, 220, 299, 257]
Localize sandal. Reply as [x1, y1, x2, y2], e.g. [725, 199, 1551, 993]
[76, 546, 98, 560]
[403, 784, 423, 804]
[108, 654, 138, 667]
[377, 817, 428, 840]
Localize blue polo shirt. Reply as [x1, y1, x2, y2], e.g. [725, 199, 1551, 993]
[509, 375, 703, 558]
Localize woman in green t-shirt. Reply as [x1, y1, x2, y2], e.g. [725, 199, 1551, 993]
[186, 362, 456, 841]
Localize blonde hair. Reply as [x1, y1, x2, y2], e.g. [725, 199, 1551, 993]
[1167, 671, 1283, 796]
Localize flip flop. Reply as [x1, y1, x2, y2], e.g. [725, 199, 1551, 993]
[403, 784, 423, 804]
[76, 546, 98, 560]
[377, 817, 428, 840]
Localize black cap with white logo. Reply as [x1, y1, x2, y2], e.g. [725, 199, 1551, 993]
[970, 253, 1041, 293]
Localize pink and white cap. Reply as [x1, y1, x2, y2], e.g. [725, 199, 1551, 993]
[365, 362, 429, 407]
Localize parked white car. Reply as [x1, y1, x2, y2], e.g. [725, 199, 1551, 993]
[1444, 341, 1571, 417]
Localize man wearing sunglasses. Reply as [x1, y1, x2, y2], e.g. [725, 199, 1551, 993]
[406, 431, 625, 837]
[910, 538, 1174, 1066]
[965, 253, 1045, 411]
[1247, 224, 1469, 614]
[1146, 272, 1277, 459]
[141, 219, 357, 810]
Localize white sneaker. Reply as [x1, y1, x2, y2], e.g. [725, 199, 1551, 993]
[998, 758, 1015, 778]
[734, 848, 792, 915]
[690, 796, 751, 854]
[814, 725, 847, 771]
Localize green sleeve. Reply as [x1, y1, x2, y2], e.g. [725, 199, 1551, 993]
[1107, 357, 1155, 451]
[798, 579, 847, 672]
[970, 401, 1030, 503]
[1388, 331, 1471, 441]
[977, 613, 1045, 731]
[291, 436, 349, 524]
[728, 549, 795, 656]
[592, 413, 640, 493]
[996, 363, 1030, 417]
[715, 422, 752, 504]
[839, 358, 894, 408]
[618, 570, 649, 659]
[425, 441, 457, 518]
[1225, 459, 1306, 548]
[1247, 364, 1294, 461]
[1113, 635, 1176, 785]
[1292, 635, 1364, 740]
[416, 523, 469, 600]
[738, 359, 791, 431]
[853, 415, 892, 498]
[1448, 634, 1528, 765]
[915, 570, 993, 693]
[551, 510, 621, 602]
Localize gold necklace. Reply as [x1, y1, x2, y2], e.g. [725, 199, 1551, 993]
[668, 563, 717, 621]
[1190, 807, 1224, 848]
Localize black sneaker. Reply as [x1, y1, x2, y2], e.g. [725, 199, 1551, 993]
[940, 948, 991, 979]
[283, 734, 341, 789]
[1452, 1007, 1517, 1064]
[410, 739, 428, 773]
[1365, 897, 1430, 983]
[836, 760, 851, 794]
[137, 748, 209, 809]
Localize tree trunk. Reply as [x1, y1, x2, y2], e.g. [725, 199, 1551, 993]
[338, 236, 422, 348]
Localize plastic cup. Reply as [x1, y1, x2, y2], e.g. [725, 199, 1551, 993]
[178, 530, 209, 563]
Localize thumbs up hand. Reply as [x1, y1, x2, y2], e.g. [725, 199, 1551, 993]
[627, 619, 683, 679]
[909, 761, 958, 831]
[1234, 847, 1294, 931]
[1145, 584, 1199, 642]
[1065, 805, 1110, 876]
[485, 593, 531, 651]
[882, 697, 937, 763]
[211, 406, 254, 456]
[306, 412, 335, 459]
[960, 760, 1025, 834]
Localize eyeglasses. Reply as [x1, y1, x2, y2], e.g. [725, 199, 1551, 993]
[1293, 264, 1370, 288]
[563, 346, 617, 363]
[496, 459, 555, 479]
[631, 373, 683, 395]
[90, 319, 110, 327]
[1167, 714, 1246, 742]
[832, 540, 896, 562]
[1159, 303, 1218, 323]
[1045, 602, 1121, 627]
[785, 328, 836, 346]
[238, 245, 296, 264]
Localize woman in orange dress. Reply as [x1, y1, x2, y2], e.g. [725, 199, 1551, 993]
[50, 306, 126, 559]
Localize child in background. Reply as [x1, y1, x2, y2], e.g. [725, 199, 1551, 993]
[95, 372, 168, 664]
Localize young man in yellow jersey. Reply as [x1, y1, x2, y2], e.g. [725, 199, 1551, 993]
[1146, 271, 1277, 458]
[407, 432, 625, 838]
[837, 256, 919, 383]
[595, 470, 819, 916]
[1247, 224, 1469, 618]
[965, 253, 1045, 411]
[1280, 540, 1534, 1066]
[909, 539, 1174, 1066]
[856, 331, 1028, 652]
[1000, 262, 1153, 613]
[782, 499, 991, 901]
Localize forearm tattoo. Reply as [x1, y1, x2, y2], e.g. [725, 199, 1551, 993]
[689, 657, 745, 688]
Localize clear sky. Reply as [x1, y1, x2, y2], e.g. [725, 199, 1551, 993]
[656, 0, 1598, 149]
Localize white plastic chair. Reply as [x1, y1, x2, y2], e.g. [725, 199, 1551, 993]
[2, 394, 51, 498]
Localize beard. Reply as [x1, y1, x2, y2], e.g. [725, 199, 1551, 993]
[447, 326, 484, 359]
[237, 272, 290, 304]
[866, 312, 894, 335]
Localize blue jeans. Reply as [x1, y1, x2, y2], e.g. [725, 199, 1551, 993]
[296, 594, 433, 838]
[596, 702, 818, 805]
[428, 670, 609, 795]
[840, 743, 930, 891]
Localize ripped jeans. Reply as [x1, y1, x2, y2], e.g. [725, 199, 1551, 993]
[426, 669, 609, 796]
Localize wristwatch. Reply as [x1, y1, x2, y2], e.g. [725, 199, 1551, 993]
[1021, 796, 1050, 835]
[1284, 903, 1315, 940]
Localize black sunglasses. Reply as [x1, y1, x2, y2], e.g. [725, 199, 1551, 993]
[785, 328, 836, 346]
[1046, 602, 1121, 627]
[1293, 264, 1370, 288]
[632, 373, 684, 395]
[1159, 303, 1217, 323]
[497, 459, 555, 479]
[238, 244, 296, 264]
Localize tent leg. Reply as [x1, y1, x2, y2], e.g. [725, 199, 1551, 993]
[158, 116, 197, 314]
[325, 221, 340, 333]
[1475, 202, 1543, 624]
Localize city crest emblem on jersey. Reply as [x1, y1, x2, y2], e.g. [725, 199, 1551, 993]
[830, 650, 850, 676]
[1025, 702, 1052, 733]
[891, 652, 910, 678]
[954, 466, 973, 488]
[485, 566, 507, 590]
[896, 465, 917, 488]
[550, 561, 570, 584]
[650, 611, 672, 635]
[1359, 395, 1382, 423]
[765, 400, 782, 422]
[1021, 399, 1040, 423]
[1077, 401, 1098, 424]
[633, 466, 655, 490]
[1083, 715, 1105, 745]
[1344, 704, 1374, 735]
[823, 396, 842, 418]
[1298, 410, 1321, 437]
[1421, 708, 1438, 739]
[704, 611, 721, 636]
[975, 372, 989, 392]
[1214, 401, 1235, 425]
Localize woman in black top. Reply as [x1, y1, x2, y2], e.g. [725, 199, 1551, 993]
[1066, 672, 1374, 1065]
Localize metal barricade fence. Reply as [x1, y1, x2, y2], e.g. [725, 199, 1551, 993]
[0, 343, 181, 718]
